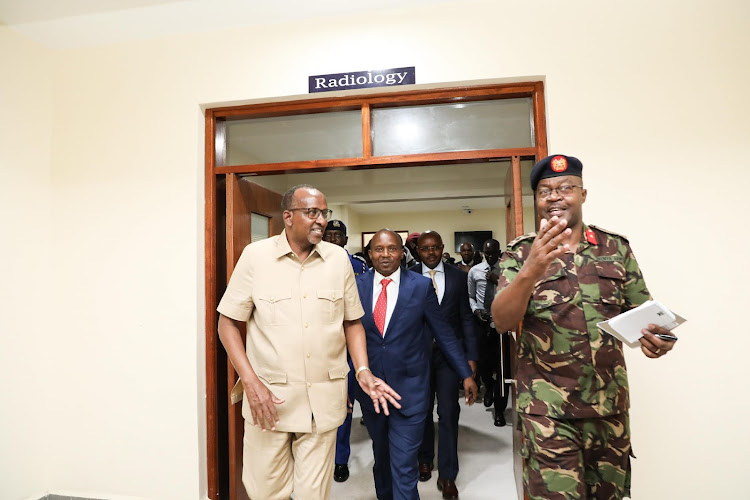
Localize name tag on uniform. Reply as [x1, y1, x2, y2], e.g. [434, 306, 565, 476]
[597, 256, 624, 262]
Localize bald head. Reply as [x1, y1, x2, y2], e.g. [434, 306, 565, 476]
[369, 229, 404, 277]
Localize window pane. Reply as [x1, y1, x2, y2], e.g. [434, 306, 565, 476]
[251, 213, 270, 242]
[225, 111, 363, 165]
[371, 98, 532, 156]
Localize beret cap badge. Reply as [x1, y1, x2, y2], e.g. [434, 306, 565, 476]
[551, 156, 568, 172]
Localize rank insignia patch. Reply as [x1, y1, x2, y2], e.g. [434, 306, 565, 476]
[586, 227, 598, 245]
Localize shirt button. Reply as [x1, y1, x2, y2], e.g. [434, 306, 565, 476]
[305, 322, 309, 328]
[307, 383, 312, 388]
[303, 293, 307, 298]
[307, 353, 311, 358]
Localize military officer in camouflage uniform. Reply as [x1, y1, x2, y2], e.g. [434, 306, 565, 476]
[491, 154, 677, 500]
[323, 219, 368, 483]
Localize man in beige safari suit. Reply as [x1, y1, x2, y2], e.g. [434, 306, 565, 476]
[217, 184, 401, 500]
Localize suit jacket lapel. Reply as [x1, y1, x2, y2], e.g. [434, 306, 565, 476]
[442, 266, 456, 307]
[360, 271, 375, 332]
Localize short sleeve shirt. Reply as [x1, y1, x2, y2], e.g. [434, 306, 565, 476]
[497, 224, 651, 419]
[217, 231, 365, 433]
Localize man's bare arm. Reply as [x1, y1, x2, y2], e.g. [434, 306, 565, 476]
[217, 314, 284, 430]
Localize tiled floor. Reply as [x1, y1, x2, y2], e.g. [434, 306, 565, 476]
[331, 401, 518, 500]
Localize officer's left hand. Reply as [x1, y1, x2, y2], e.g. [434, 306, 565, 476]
[639, 324, 677, 359]
[462, 377, 478, 405]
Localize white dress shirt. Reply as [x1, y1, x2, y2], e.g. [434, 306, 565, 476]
[372, 267, 401, 337]
[421, 261, 445, 304]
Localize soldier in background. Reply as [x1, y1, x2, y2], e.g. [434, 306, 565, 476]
[492, 154, 677, 500]
[323, 219, 367, 483]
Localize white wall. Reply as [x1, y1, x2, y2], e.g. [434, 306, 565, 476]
[0, 26, 53, 500]
[3, 0, 748, 498]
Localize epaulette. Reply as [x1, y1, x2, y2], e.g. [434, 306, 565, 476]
[588, 224, 629, 243]
[352, 254, 367, 264]
[507, 232, 536, 249]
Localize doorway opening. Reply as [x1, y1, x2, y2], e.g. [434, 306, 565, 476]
[204, 81, 548, 499]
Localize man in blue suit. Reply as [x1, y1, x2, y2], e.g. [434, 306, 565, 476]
[410, 231, 477, 500]
[354, 229, 477, 500]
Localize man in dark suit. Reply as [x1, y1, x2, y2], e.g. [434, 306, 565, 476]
[410, 231, 477, 500]
[354, 229, 477, 500]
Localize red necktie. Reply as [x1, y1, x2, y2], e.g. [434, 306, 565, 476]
[374, 278, 392, 336]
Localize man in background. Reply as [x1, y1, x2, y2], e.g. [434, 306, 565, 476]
[411, 230, 477, 500]
[323, 219, 367, 483]
[467, 239, 510, 427]
[456, 242, 475, 273]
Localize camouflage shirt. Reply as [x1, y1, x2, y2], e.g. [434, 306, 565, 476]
[497, 224, 651, 419]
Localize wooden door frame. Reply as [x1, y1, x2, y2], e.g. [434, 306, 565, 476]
[204, 81, 548, 499]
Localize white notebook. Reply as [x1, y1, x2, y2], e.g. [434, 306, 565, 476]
[597, 300, 686, 348]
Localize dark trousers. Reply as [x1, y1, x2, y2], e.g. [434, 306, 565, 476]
[335, 364, 356, 464]
[361, 405, 427, 500]
[477, 319, 510, 414]
[418, 346, 461, 480]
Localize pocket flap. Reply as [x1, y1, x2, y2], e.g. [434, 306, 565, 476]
[595, 261, 626, 280]
[328, 363, 350, 380]
[317, 289, 343, 302]
[534, 262, 566, 286]
[257, 290, 292, 303]
[257, 368, 288, 385]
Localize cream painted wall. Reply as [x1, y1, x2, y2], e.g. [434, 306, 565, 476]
[3, 0, 748, 499]
[0, 27, 53, 500]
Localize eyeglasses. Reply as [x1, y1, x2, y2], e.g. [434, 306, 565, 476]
[536, 185, 583, 199]
[418, 245, 444, 252]
[287, 207, 333, 220]
[372, 246, 402, 254]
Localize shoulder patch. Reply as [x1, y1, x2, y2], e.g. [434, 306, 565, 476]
[507, 232, 536, 249]
[588, 224, 629, 243]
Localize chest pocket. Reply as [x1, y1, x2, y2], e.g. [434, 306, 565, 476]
[529, 266, 572, 313]
[317, 289, 344, 324]
[595, 261, 626, 306]
[256, 290, 293, 325]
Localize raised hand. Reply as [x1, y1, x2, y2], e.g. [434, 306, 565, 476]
[522, 216, 573, 280]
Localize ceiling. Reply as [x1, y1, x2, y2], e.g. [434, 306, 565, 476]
[247, 161, 535, 215]
[0, 0, 458, 49]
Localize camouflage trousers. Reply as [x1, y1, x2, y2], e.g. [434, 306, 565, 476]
[520, 412, 632, 500]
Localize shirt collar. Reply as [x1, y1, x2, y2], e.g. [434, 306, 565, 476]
[273, 229, 329, 260]
[423, 261, 445, 274]
[375, 267, 401, 286]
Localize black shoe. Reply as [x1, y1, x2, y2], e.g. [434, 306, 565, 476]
[483, 388, 495, 408]
[333, 463, 349, 482]
[418, 461, 434, 482]
[494, 412, 506, 427]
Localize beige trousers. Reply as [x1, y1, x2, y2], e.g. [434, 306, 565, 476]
[242, 420, 337, 500]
